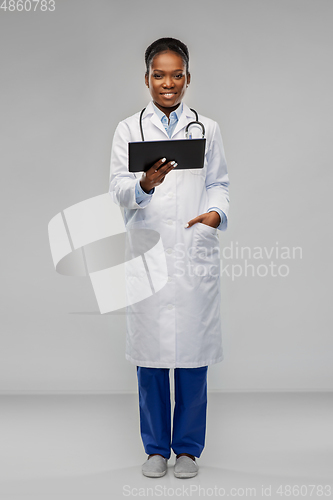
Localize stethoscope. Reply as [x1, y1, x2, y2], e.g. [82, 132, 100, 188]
[139, 107, 206, 141]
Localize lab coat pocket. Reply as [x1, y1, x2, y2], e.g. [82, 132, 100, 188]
[189, 168, 204, 175]
[190, 223, 220, 281]
[196, 221, 218, 236]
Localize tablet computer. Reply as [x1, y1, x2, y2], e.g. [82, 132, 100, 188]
[128, 138, 206, 173]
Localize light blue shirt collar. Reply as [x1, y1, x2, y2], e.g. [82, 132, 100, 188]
[152, 101, 183, 123]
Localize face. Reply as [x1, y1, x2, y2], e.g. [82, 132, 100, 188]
[145, 50, 191, 116]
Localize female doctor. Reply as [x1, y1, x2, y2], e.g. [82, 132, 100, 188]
[109, 37, 230, 478]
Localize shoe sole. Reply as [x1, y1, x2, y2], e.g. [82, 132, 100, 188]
[142, 469, 167, 478]
[174, 471, 198, 478]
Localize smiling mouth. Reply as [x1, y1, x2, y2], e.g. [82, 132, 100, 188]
[161, 92, 177, 96]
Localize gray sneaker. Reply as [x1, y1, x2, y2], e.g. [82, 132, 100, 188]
[142, 455, 168, 477]
[174, 455, 198, 478]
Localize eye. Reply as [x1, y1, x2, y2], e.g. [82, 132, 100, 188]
[153, 74, 162, 79]
[174, 74, 184, 79]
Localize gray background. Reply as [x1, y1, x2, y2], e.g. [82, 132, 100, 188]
[0, 0, 331, 393]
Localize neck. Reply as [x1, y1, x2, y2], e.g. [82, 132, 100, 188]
[153, 101, 181, 118]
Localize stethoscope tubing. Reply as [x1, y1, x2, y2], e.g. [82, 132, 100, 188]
[139, 107, 205, 141]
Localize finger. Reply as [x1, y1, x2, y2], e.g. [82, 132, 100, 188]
[184, 216, 203, 228]
[163, 161, 177, 175]
[145, 158, 167, 183]
[150, 164, 175, 187]
[154, 160, 172, 174]
[152, 157, 167, 172]
[156, 160, 177, 175]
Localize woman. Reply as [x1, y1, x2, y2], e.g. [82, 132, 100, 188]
[109, 37, 230, 478]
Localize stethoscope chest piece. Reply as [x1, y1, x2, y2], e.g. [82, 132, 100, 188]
[185, 120, 205, 139]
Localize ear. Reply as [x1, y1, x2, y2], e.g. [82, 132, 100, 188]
[145, 73, 149, 87]
[186, 72, 191, 86]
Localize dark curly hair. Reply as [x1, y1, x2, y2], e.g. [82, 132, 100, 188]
[145, 37, 190, 76]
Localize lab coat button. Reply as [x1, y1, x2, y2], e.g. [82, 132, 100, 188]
[168, 192, 174, 198]
[167, 219, 173, 225]
[167, 276, 172, 282]
[166, 248, 173, 254]
[167, 304, 174, 310]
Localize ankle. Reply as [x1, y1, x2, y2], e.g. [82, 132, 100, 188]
[176, 453, 196, 461]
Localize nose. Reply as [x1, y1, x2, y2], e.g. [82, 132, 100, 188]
[162, 76, 174, 88]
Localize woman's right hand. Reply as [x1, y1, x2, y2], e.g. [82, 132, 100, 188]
[140, 158, 177, 193]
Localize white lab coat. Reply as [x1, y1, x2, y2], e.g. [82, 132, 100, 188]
[109, 101, 230, 368]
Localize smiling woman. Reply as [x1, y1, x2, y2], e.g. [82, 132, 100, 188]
[109, 37, 230, 479]
[144, 41, 191, 116]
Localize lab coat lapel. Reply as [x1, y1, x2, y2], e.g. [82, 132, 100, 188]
[150, 113, 169, 138]
[144, 101, 169, 138]
[171, 103, 196, 139]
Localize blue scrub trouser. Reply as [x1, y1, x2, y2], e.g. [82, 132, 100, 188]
[136, 366, 208, 460]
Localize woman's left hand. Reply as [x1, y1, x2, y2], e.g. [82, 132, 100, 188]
[184, 211, 221, 229]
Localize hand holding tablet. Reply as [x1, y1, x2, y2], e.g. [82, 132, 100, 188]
[140, 157, 177, 193]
